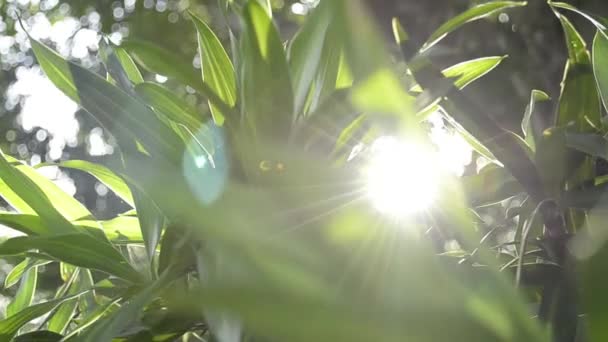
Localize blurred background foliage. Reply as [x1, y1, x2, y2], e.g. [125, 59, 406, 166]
[0, 0, 606, 338]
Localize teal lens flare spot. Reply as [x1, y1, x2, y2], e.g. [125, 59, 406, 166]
[182, 122, 229, 205]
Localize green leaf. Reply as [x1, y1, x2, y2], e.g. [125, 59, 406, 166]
[521, 90, 550, 151]
[49, 160, 134, 208]
[535, 127, 569, 197]
[287, 0, 337, 115]
[0, 179, 35, 215]
[6, 264, 38, 316]
[99, 38, 141, 93]
[5, 258, 51, 289]
[0, 213, 51, 236]
[0, 234, 141, 283]
[134, 82, 203, 132]
[76, 216, 143, 243]
[47, 269, 81, 335]
[462, 165, 523, 207]
[13, 331, 63, 341]
[240, 0, 294, 140]
[133, 190, 165, 261]
[0, 152, 82, 234]
[565, 132, 608, 159]
[190, 11, 237, 126]
[77, 271, 173, 341]
[549, 2, 608, 33]
[593, 31, 608, 113]
[121, 40, 235, 118]
[12, 159, 92, 222]
[31, 37, 185, 164]
[158, 224, 193, 276]
[120, 40, 200, 88]
[438, 104, 499, 163]
[557, 12, 590, 65]
[0, 292, 84, 340]
[411, 56, 507, 92]
[423, 1, 528, 51]
[115, 47, 145, 84]
[76, 269, 97, 318]
[554, 13, 601, 131]
[61, 298, 120, 341]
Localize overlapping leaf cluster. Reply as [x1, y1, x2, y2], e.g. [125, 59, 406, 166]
[1, 0, 608, 341]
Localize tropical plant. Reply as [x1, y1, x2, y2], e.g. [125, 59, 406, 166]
[1, 0, 608, 341]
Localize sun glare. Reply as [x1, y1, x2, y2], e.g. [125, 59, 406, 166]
[365, 136, 441, 218]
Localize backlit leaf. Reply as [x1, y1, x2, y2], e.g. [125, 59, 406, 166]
[0, 292, 85, 340]
[132, 190, 165, 261]
[4, 258, 51, 289]
[521, 90, 550, 151]
[191, 11, 237, 125]
[240, 0, 294, 140]
[593, 31, 608, 113]
[135, 82, 204, 132]
[411, 56, 507, 93]
[0, 234, 141, 283]
[0, 152, 81, 234]
[121, 40, 236, 118]
[287, 0, 337, 115]
[31, 37, 185, 163]
[50, 160, 134, 208]
[6, 264, 38, 317]
[423, 1, 528, 51]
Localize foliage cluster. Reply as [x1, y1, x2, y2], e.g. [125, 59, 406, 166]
[1, 1, 608, 341]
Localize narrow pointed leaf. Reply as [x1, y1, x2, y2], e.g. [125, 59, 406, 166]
[287, 0, 336, 115]
[121, 40, 235, 117]
[99, 39, 139, 94]
[521, 90, 550, 151]
[0, 179, 35, 214]
[115, 47, 144, 84]
[240, 0, 294, 139]
[77, 271, 173, 341]
[411, 56, 507, 92]
[423, 1, 528, 51]
[121, 40, 200, 88]
[49, 160, 134, 207]
[133, 190, 164, 261]
[135, 82, 204, 131]
[13, 161, 92, 222]
[0, 234, 141, 283]
[191, 12, 237, 125]
[593, 31, 608, 112]
[6, 265, 38, 316]
[555, 13, 601, 131]
[0, 152, 80, 233]
[76, 216, 143, 243]
[47, 269, 81, 334]
[565, 133, 608, 160]
[0, 292, 85, 340]
[549, 2, 608, 33]
[0, 213, 50, 236]
[5, 258, 51, 289]
[31, 37, 185, 163]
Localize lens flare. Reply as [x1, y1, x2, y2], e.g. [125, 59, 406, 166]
[365, 136, 440, 217]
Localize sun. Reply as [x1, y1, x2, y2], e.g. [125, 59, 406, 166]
[365, 136, 441, 218]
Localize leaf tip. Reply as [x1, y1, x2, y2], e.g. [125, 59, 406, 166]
[391, 17, 409, 44]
